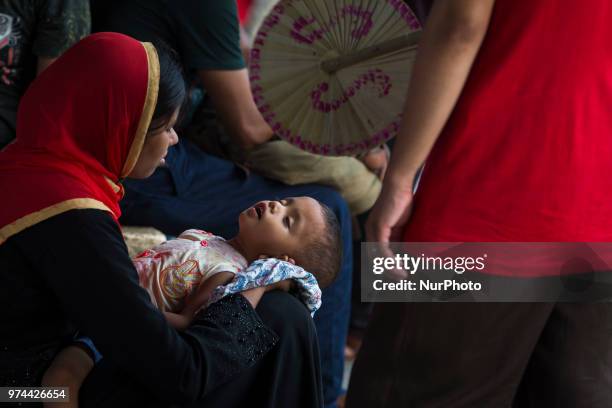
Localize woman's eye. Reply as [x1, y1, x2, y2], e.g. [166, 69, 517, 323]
[283, 216, 290, 229]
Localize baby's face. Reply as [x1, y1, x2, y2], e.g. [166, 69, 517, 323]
[237, 196, 324, 262]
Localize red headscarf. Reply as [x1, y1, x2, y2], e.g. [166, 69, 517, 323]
[0, 32, 159, 244]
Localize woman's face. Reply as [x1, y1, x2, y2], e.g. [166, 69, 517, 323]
[128, 109, 179, 179]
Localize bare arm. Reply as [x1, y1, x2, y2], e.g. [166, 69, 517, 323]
[367, 0, 496, 242]
[198, 69, 274, 149]
[388, 0, 495, 186]
[386, 0, 495, 188]
[164, 270, 293, 330]
[165, 271, 235, 330]
[42, 345, 93, 408]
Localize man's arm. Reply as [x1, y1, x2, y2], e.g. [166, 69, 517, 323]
[385, 0, 496, 188]
[199, 69, 274, 149]
[367, 0, 496, 243]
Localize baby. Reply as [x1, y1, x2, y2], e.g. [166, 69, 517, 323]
[42, 196, 342, 407]
[135, 196, 341, 328]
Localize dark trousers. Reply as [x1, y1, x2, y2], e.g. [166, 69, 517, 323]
[346, 302, 612, 408]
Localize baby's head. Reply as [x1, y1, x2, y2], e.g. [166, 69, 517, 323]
[236, 197, 342, 288]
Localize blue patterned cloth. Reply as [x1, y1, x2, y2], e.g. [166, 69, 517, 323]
[208, 258, 322, 316]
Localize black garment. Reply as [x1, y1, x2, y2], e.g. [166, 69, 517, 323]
[80, 291, 324, 408]
[0, 0, 90, 147]
[0, 209, 322, 407]
[346, 302, 612, 408]
[90, 0, 244, 129]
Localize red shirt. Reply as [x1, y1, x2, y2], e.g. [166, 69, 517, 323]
[404, 1, 612, 245]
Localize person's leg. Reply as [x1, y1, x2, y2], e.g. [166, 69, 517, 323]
[194, 291, 324, 408]
[346, 302, 555, 408]
[79, 359, 163, 407]
[240, 140, 381, 215]
[120, 139, 353, 406]
[513, 302, 612, 408]
[80, 292, 323, 408]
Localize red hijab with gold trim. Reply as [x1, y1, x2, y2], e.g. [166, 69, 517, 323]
[0, 32, 159, 244]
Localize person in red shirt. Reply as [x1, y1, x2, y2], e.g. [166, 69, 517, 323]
[348, 0, 612, 406]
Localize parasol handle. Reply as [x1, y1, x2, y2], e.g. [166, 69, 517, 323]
[320, 31, 422, 74]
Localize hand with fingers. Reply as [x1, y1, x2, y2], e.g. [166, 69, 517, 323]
[366, 181, 414, 280]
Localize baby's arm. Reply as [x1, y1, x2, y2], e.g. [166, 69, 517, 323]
[42, 345, 94, 408]
[164, 271, 235, 330]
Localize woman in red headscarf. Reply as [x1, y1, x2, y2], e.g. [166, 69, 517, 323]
[0, 33, 322, 407]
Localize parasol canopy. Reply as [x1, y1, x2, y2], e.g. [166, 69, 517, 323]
[249, 0, 422, 156]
